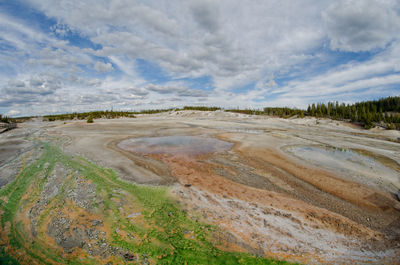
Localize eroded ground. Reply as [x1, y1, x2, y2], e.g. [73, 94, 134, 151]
[1, 111, 400, 264]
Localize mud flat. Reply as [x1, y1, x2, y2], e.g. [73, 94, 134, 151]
[1, 111, 400, 264]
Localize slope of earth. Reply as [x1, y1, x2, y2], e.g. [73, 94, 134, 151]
[0, 143, 289, 265]
[1, 111, 400, 264]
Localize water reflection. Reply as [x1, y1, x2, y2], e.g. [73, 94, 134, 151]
[118, 136, 233, 156]
[286, 145, 400, 192]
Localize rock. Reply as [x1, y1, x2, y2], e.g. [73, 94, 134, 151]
[127, 212, 141, 218]
[86, 228, 99, 239]
[124, 253, 136, 261]
[92, 220, 103, 226]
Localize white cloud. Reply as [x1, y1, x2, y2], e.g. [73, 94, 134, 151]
[1, 0, 399, 115]
[145, 84, 184, 94]
[4, 74, 61, 95]
[271, 40, 400, 98]
[94, 61, 114, 73]
[190, 0, 220, 33]
[0, 13, 49, 45]
[323, 0, 400, 52]
[124, 87, 149, 97]
[50, 22, 73, 37]
[6, 110, 20, 116]
[145, 83, 207, 98]
[26, 0, 328, 86]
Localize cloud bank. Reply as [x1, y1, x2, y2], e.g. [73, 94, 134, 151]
[0, 0, 399, 116]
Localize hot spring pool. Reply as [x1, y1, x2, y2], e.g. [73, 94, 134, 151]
[118, 136, 233, 156]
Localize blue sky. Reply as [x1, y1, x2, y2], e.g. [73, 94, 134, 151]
[0, 0, 399, 116]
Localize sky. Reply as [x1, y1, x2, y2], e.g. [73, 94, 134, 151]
[0, 0, 399, 117]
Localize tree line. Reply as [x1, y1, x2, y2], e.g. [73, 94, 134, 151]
[44, 107, 222, 121]
[44, 110, 136, 121]
[226, 96, 400, 130]
[0, 114, 15, 124]
[306, 96, 400, 129]
[4, 96, 399, 130]
[182, 106, 221, 111]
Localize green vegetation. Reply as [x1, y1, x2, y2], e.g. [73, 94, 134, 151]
[44, 110, 136, 121]
[135, 108, 175, 114]
[225, 107, 304, 118]
[264, 108, 305, 118]
[87, 114, 94, 123]
[225, 109, 265, 115]
[0, 248, 20, 265]
[43, 107, 219, 122]
[0, 144, 292, 265]
[16, 96, 400, 130]
[306, 96, 400, 129]
[226, 96, 400, 130]
[0, 114, 15, 124]
[182, 106, 221, 111]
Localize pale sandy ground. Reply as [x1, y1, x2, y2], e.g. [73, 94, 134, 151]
[2, 110, 400, 264]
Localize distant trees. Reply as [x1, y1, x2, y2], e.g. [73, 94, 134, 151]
[136, 108, 174, 114]
[87, 114, 94, 123]
[40, 96, 400, 131]
[263, 107, 304, 118]
[305, 96, 400, 129]
[44, 110, 136, 122]
[183, 106, 221, 111]
[227, 96, 400, 130]
[225, 109, 265, 115]
[0, 114, 15, 123]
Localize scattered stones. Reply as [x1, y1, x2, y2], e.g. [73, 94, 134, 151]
[86, 228, 100, 240]
[46, 214, 87, 253]
[67, 175, 100, 210]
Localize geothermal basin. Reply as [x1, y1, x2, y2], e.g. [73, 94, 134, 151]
[2, 110, 399, 264]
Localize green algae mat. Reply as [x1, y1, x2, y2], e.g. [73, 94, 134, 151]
[0, 144, 292, 265]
